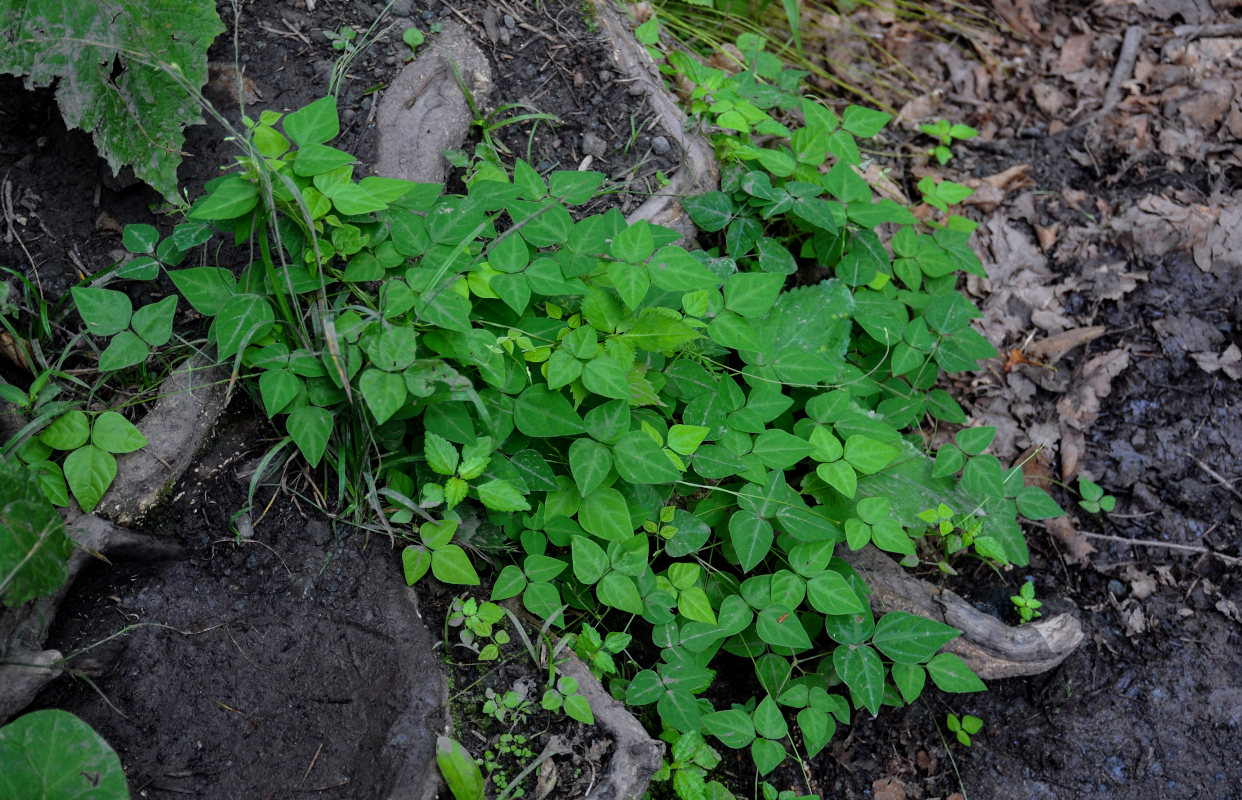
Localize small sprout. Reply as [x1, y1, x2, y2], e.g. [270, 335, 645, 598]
[946, 712, 983, 746]
[918, 118, 978, 165]
[1077, 477, 1116, 514]
[1011, 580, 1043, 623]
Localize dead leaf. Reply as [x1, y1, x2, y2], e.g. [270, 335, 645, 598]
[1026, 326, 1107, 363]
[1032, 83, 1068, 115]
[1120, 600, 1147, 637]
[1087, 261, 1148, 301]
[992, 0, 1050, 42]
[1035, 223, 1060, 251]
[0, 331, 32, 372]
[95, 211, 123, 235]
[1113, 195, 1218, 260]
[1191, 344, 1242, 380]
[1057, 348, 1130, 430]
[207, 63, 261, 105]
[1060, 424, 1084, 482]
[1123, 566, 1156, 600]
[873, 777, 908, 800]
[1057, 34, 1094, 73]
[1046, 515, 1094, 565]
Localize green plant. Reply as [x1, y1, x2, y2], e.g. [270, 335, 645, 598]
[402, 26, 426, 59]
[446, 595, 511, 660]
[570, 622, 632, 680]
[482, 687, 533, 725]
[97, 82, 1068, 792]
[0, 709, 128, 799]
[1077, 477, 1115, 514]
[324, 25, 358, 52]
[0, 456, 71, 607]
[650, 729, 733, 800]
[945, 711, 982, 746]
[0, 0, 224, 200]
[478, 733, 536, 798]
[437, 734, 486, 800]
[917, 119, 978, 165]
[540, 673, 593, 725]
[1010, 580, 1042, 623]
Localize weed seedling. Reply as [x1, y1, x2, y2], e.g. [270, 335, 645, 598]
[402, 26, 425, 59]
[482, 687, 532, 726]
[946, 712, 983, 746]
[1011, 581, 1043, 623]
[918, 118, 978, 165]
[540, 674, 593, 725]
[1077, 477, 1116, 514]
[447, 596, 510, 661]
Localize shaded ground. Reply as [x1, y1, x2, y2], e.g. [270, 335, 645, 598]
[2, 0, 1240, 798]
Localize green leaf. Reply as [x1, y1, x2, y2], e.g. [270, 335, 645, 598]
[549, 170, 606, 204]
[756, 606, 812, 650]
[842, 436, 898, 475]
[611, 220, 656, 262]
[583, 357, 632, 400]
[578, 488, 633, 541]
[0, 461, 71, 604]
[122, 222, 159, 254]
[545, 349, 583, 391]
[890, 663, 926, 704]
[1016, 486, 1065, 520]
[833, 644, 885, 715]
[258, 369, 300, 418]
[723, 272, 785, 318]
[572, 536, 610, 584]
[436, 735, 485, 800]
[63, 444, 116, 513]
[569, 438, 612, 496]
[523, 581, 564, 624]
[292, 142, 356, 176]
[476, 480, 530, 512]
[424, 432, 460, 476]
[681, 192, 734, 232]
[815, 460, 857, 498]
[608, 261, 649, 309]
[564, 693, 595, 724]
[751, 430, 813, 470]
[927, 652, 986, 693]
[169, 267, 236, 316]
[0, 710, 128, 800]
[678, 587, 717, 625]
[648, 246, 721, 292]
[212, 294, 275, 360]
[359, 368, 407, 424]
[490, 564, 527, 599]
[189, 176, 259, 219]
[98, 330, 148, 371]
[432, 544, 481, 585]
[72, 287, 131, 337]
[750, 738, 786, 775]
[701, 709, 755, 749]
[287, 405, 332, 467]
[131, 295, 177, 347]
[806, 572, 866, 615]
[613, 431, 681, 484]
[514, 385, 585, 437]
[40, 411, 90, 451]
[523, 554, 567, 583]
[284, 96, 340, 146]
[91, 411, 147, 454]
[753, 695, 789, 741]
[871, 611, 960, 664]
[729, 511, 773, 572]
[402, 546, 432, 585]
[955, 426, 996, 455]
[667, 424, 709, 456]
[597, 571, 643, 614]
[841, 105, 891, 138]
[962, 454, 1005, 500]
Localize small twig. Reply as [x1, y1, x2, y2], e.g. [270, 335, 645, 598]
[1078, 531, 1242, 566]
[1171, 21, 1242, 40]
[301, 742, 323, 785]
[1098, 26, 1145, 118]
[1194, 458, 1242, 504]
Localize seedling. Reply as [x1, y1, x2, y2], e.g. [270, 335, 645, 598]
[482, 688, 532, 725]
[1011, 581, 1043, 623]
[447, 596, 510, 660]
[324, 26, 357, 53]
[570, 623, 631, 680]
[402, 26, 425, 58]
[540, 674, 593, 725]
[918, 118, 978, 165]
[650, 730, 726, 800]
[477, 733, 536, 797]
[946, 712, 983, 746]
[1077, 477, 1116, 514]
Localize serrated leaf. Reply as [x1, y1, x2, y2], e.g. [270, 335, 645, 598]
[476, 480, 530, 512]
[424, 432, 459, 476]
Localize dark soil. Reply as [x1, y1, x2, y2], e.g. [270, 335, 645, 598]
[4, 0, 1241, 799]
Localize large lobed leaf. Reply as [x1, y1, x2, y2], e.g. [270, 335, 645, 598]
[0, 0, 225, 199]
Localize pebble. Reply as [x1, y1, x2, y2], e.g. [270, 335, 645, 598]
[582, 132, 607, 158]
[389, 0, 413, 16]
[651, 135, 670, 155]
[598, 69, 612, 82]
[590, 92, 603, 105]
[420, 10, 435, 21]
[627, 82, 645, 96]
[503, 13, 516, 29]
[1108, 579, 1127, 598]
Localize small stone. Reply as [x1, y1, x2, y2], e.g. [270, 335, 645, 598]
[503, 13, 516, 29]
[1108, 579, 1127, 598]
[420, 9, 435, 22]
[626, 82, 645, 96]
[598, 69, 612, 82]
[590, 92, 603, 105]
[389, 0, 413, 16]
[650, 135, 670, 155]
[342, 107, 357, 123]
[582, 132, 607, 158]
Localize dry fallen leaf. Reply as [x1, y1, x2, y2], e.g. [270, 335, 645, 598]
[1046, 515, 1094, 565]
[1026, 326, 1107, 364]
[872, 777, 908, 800]
[1192, 344, 1242, 380]
[1057, 348, 1130, 430]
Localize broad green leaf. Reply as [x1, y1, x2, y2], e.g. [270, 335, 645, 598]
[40, 411, 90, 451]
[545, 349, 583, 390]
[648, 245, 721, 292]
[367, 325, 419, 372]
[476, 480, 530, 512]
[523, 554, 566, 583]
[402, 545, 432, 585]
[523, 581, 564, 625]
[613, 431, 681, 484]
[816, 460, 857, 497]
[658, 689, 702, 734]
[583, 357, 632, 401]
[63, 444, 116, 513]
[729, 511, 773, 572]
[701, 709, 755, 749]
[287, 405, 332, 467]
[572, 536, 610, 584]
[756, 606, 812, 649]
[359, 369, 407, 424]
[597, 571, 643, 614]
[841, 105, 891, 138]
[681, 192, 734, 232]
[806, 572, 866, 615]
[212, 294, 275, 360]
[98, 330, 148, 371]
[723, 272, 785, 318]
[750, 738, 786, 775]
[751, 430, 813, 470]
[753, 695, 788, 741]
[169, 267, 236, 316]
[0, 461, 71, 605]
[72, 287, 131, 337]
[432, 544, 481, 585]
[677, 587, 716, 625]
[435, 736, 485, 800]
[890, 663, 926, 704]
[122, 223, 158, 254]
[569, 438, 612, 496]
[91, 411, 147, 454]
[0, 710, 128, 800]
[284, 95, 340, 146]
[833, 644, 885, 715]
[549, 170, 606, 204]
[797, 707, 835, 758]
[924, 292, 977, 334]
[131, 295, 177, 347]
[955, 426, 996, 455]
[962, 454, 1006, 500]
[1016, 486, 1065, 520]
[514, 385, 585, 437]
[259, 369, 301, 418]
[490, 564, 527, 600]
[292, 142, 356, 176]
[189, 176, 259, 219]
[842, 436, 898, 475]
[611, 220, 656, 263]
[871, 611, 960, 664]
[609, 261, 649, 309]
[578, 488, 633, 541]
[927, 652, 986, 693]
[28, 461, 69, 508]
[667, 424, 709, 456]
